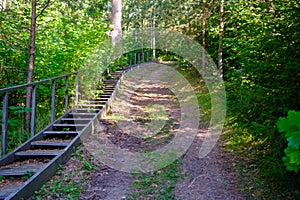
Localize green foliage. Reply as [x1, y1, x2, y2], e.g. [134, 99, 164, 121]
[222, 1, 300, 198]
[277, 111, 300, 172]
[0, 0, 110, 154]
[32, 146, 96, 199]
[129, 160, 182, 200]
[0, 105, 30, 154]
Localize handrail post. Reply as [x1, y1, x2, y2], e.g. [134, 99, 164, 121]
[65, 76, 69, 113]
[75, 74, 79, 107]
[130, 53, 133, 65]
[1, 92, 8, 156]
[31, 86, 37, 137]
[51, 80, 56, 123]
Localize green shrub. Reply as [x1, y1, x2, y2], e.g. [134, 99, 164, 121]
[277, 110, 300, 173]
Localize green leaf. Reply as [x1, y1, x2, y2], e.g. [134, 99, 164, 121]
[277, 110, 300, 172]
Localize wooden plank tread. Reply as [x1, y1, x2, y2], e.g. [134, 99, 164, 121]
[0, 163, 41, 177]
[53, 124, 86, 127]
[15, 150, 61, 157]
[77, 104, 104, 107]
[31, 141, 70, 147]
[43, 131, 80, 135]
[69, 112, 97, 116]
[0, 184, 22, 199]
[78, 100, 107, 104]
[61, 118, 94, 121]
[70, 109, 100, 114]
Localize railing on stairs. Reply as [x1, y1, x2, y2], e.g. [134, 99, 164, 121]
[0, 72, 78, 157]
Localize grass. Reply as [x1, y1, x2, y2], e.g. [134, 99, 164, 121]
[224, 125, 300, 199]
[31, 146, 97, 200]
[128, 160, 182, 200]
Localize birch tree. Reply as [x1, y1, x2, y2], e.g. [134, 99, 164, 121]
[111, 0, 122, 47]
[218, 0, 224, 79]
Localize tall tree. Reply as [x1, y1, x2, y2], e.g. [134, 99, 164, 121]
[111, 0, 122, 47]
[0, 0, 6, 10]
[25, 0, 37, 130]
[202, 0, 206, 73]
[25, 0, 50, 131]
[218, 0, 224, 79]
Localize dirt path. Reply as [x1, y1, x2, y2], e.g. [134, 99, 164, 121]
[79, 63, 245, 199]
[39, 63, 245, 200]
[174, 131, 245, 200]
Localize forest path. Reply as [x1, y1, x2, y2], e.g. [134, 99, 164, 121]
[38, 63, 245, 200]
[79, 63, 245, 199]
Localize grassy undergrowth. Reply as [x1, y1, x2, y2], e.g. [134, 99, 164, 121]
[128, 160, 182, 200]
[224, 128, 300, 199]
[31, 146, 97, 200]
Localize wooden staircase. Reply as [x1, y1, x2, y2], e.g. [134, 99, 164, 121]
[0, 70, 124, 200]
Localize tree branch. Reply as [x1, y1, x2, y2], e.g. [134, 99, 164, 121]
[36, 0, 51, 19]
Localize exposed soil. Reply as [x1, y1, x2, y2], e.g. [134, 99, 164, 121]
[174, 131, 245, 200]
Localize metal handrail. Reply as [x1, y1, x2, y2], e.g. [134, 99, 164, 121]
[0, 72, 78, 156]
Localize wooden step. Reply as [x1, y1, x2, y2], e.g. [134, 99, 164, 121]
[95, 98, 110, 101]
[15, 150, 61, 158]
[103, 82, 117, 85]
[0, 163, 42, 177]
[31, 141, 70, 148]
[102, 92, 113, 95]
[104, 87, 115, 90]
[104, 80, 118, 82]
[69, 108, 100, 113]
[78, 100, 107, 104]
[53, 123, 83, 126]
[99, 94, 111, 97]
[61, 118, 94, 124]
[0, 184, 22, 200]
[52, 124, 86, 131]
[109, 76, 121, 79]
[103, 90, 114, 93]
[103, 92, 114, 94]
[110, 73, 122, 76]
[69, 111, 97, 115]
[43, 131, 80, 136]
[77, 104, 104, 107]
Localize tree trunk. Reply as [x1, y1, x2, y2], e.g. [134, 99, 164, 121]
[202, 0, 206, 73]
[141, 18, 144, 62]
[151, 12, 156, 60]
[111, 0, 122, 47]
[0, 0, 6, 10]
[218, 0, 224, 79]
[25, 0, 37, 132]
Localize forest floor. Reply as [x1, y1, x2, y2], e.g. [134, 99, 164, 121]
[32, 63, 247, 200]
